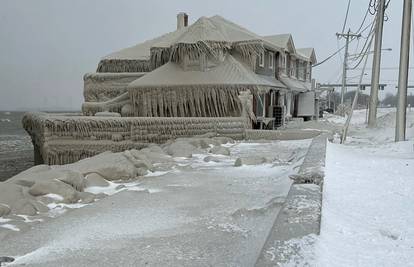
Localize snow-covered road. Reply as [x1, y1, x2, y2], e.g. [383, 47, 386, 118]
[0, 140, 311, 266]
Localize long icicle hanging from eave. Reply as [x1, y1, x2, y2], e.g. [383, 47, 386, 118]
[128, 85, 247, 117]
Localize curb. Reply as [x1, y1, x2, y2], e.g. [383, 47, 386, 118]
[255, 134, 327, 266]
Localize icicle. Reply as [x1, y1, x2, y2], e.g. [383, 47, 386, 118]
[97, 59, 152, 73]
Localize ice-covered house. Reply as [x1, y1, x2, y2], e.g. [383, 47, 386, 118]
[259, 34, 317, 128]
[23, 13, 317, 165]
[84, 13, 316, 128]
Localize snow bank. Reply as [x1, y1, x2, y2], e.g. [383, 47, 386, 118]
[315, 141, 414, 266]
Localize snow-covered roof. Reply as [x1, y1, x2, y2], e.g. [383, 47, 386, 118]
[297, 48, 317, 64]
[263, 34, 296, 53]
[128, 55, 280, 89]
[279, 75, 311, 92]
[102, 28, 187, 60]
[208, 15, 264, 43]
[99, 15, 315, 73]
[103, 15, 265, 61]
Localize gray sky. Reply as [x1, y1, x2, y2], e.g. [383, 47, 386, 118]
[0, 0, 410, 110]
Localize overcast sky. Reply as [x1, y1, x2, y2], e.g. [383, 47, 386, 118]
[0, 0, 411, 110]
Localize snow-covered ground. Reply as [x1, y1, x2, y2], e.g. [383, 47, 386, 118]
[289, 108, 414, 266]
[2, 107, 412, 266]
[0, 138, 311, 266]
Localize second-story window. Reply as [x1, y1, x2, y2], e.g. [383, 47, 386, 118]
[297, 60, 303, 80]
[302, 62, 308, 81]
[269, 52, 274, 69]
[259, 51, 265, 67]
[280, 54, 286, 74]
[290, 58, 296, 77]
[286, 54, 291, 75]
[307, 63, 312, 81]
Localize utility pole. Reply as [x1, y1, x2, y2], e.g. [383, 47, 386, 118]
[368, 0, 386, 128]
[395, 0, 412, 141]
[342, 35, 374, 144]
[336, 29, 361, 113]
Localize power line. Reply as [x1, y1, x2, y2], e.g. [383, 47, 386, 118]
[356, 8, 370, 33]
[348, 25, 376, 70]
[336, 30, 362, 106]
[342, 0, 352, 33]
[315, 1, 376, 68]
[349, 13, 378, 64]
[369, 0, 378, 15]
[351, 66, 414, 70]
[312, 43, 347, 67]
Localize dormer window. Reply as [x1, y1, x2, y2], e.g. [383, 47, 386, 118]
[269, 52, 274, 69]
[259, 51, 264, 67]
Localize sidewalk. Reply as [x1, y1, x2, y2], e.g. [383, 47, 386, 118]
[315, 141, 414, 266]
[256, 134, 327, 266]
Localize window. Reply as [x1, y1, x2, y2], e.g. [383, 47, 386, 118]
[259, 51, 264, 67]
[286, 54, 291, 75]
[280, 54, 286, 73]
[256, 93, 265, 117]
[303, 62, 308, 81]
[296, 60, 300, 78]
[290, 58, 296, 77]
[297, 60, 304, 80]
[269, 52, 274, 69]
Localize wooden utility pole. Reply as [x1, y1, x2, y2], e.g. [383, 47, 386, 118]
[368, 0, 386, 127]
[395, 0, 412, 141]
[336, 30, 361, 111]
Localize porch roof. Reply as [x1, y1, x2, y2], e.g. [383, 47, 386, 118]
[256, 75, 287, 90]
[279, 76, 312, 92]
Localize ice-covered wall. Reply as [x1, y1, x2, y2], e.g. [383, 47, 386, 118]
[22, 112, 246, 165]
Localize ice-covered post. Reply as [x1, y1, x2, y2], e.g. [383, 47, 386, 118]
[238, 91, 254, 129]
[286, 92, 292, 119]
[279, 92, 286, 126]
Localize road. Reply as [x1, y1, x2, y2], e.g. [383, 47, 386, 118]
[0, 140, 311, 266]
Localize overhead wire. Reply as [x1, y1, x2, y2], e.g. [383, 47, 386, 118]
[313, 43, 348, 68]
[348, 29, 375, 70]
[348, 0, 391, 70]
[342, 0, 352, 33]
[314, 0, 378, 69]
[347, 18, 376, 68]
[369, 0, 378, 15]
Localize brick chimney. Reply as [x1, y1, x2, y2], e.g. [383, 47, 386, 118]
[177, 12, 188, 30]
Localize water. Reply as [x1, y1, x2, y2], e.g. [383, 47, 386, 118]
[0, 111, 33, 181]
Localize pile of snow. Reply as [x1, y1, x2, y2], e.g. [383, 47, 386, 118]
[2, 134, 298, 233]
